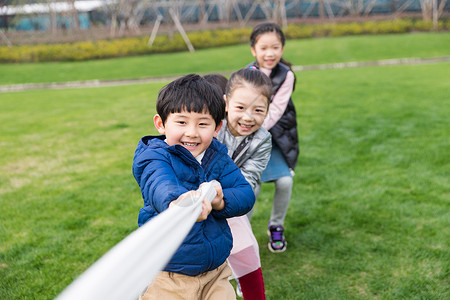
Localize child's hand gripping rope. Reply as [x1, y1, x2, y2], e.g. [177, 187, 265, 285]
[170, 180, 222, 222]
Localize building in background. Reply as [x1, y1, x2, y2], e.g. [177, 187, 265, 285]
[0, 0, 448, 32]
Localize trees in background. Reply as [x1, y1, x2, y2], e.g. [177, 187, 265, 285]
[0, 0, 448, 37]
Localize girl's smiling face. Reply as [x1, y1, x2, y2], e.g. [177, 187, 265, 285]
[225, 86, 268, 137]
[251, 31, 284, 70]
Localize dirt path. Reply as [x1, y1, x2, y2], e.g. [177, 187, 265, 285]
[1, 56, 449, 93]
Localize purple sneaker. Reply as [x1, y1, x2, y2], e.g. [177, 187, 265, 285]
[267, 225, 287, 253]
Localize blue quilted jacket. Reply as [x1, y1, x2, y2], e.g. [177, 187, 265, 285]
[132, 135, 255, 276]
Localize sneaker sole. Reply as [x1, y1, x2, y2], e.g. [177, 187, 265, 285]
[267, 230, 287, 253]
[267, 242, 287, 253]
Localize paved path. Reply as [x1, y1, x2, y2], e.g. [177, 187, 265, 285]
[1, 56, 449, 93]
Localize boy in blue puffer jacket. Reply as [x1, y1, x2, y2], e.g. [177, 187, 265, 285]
[133, 74, 255, 300]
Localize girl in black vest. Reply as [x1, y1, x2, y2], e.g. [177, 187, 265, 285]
[248, 22, 299, 253]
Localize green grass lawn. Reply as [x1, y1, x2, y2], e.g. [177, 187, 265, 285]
[254, 63, 449, 299]
[0, 32, 449, 85]
[1, 33, 449, 299]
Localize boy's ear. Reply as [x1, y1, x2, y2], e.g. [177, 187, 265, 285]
[251, 47, 256, 57]
[153, 114, 165, 134]
[223, 95, 229, 112]
[214, 120, 223, 138]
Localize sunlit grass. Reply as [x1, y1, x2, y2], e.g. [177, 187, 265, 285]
[253, 63, 449, 299]
[0, 32, 449, 85]
[0, 33, 449, 299]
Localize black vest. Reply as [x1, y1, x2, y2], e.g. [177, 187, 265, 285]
[248, 62, 299, 169]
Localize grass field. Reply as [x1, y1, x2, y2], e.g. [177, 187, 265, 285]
[0, 32, 449, 85]
[0, 33, 449, 299]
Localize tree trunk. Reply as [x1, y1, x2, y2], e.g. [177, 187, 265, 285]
[420, 0, 433, 21]
[319, 0, 325, 19]
[70, 0, 80, 31]
[110, 13, 118, 38]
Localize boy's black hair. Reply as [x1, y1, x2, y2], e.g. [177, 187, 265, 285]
[203, 73, 228, 95]
[156, 74, 226, 127]
[225, 68, 272, 106]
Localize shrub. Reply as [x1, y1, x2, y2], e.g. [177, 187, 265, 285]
[285, 24, 315, 39]
[0, 18, 447, 63]
[414, 20, 434, 31]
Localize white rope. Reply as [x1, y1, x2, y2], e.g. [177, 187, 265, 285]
[56, 181, 219, 300]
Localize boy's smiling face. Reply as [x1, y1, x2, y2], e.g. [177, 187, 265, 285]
[154, 109, 222, 158]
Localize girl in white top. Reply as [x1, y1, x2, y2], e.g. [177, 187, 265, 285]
[248, 22, 299, 254]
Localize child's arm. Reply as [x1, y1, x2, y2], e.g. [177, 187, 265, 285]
[238, 132, 272, 191]
[134, 152, 189, 213]
[210, 160, 255, 219]
[262, 71, 295, 130]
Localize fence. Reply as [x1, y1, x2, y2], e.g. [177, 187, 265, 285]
[2, 0, 448, 32]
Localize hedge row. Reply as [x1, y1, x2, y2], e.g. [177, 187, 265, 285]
[0, 18, 448, 63]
